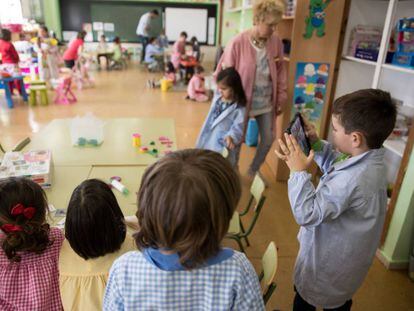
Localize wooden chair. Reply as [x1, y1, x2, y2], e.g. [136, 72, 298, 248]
[259, 241, 278, 305]
[226, 174, 266, 252]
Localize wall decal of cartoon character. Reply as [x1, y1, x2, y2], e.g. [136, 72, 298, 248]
[304, 0, 332, 39]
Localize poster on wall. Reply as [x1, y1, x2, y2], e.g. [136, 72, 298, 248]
[292, 62, 330, 134]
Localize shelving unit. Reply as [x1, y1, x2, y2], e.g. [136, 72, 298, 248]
[332, 0, 414, 268]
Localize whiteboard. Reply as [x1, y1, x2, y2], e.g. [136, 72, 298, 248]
[165, 8, 208, 42]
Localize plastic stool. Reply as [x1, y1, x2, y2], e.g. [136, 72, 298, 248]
[28, 81, 48, 106]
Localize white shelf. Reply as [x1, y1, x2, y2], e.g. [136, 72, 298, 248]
[226, 7, 242, 12]
[383, 139, 406, 157]
[382, 64, 414, 75]
[342, 55, 377, 66]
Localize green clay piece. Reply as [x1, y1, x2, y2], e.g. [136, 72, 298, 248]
[150, 141, 156, 146]
[88, 139, 99, 146]
[77, 137, 86, 146]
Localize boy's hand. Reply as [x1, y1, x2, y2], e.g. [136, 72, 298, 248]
[302, 115, 319, 144]
[275, 133, 314, 172]
[225, 136, 235, 150]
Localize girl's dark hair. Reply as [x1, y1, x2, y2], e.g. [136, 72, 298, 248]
[65, 179, 126, 260]
[77, 30, 87, 39]
[113, 36, 121, 44]
[1, 29, 12, 42]
[135, 149, 241, 269]
[216, 67, 247, 106]
[190, 36, 198, 44]
[180, 31, 188, 38]
[194, 65, 204, 74]
[0, 177, 51, 262]
[148, 37, 157, 44]
[40, 25, 49, 33]
[166, 61, 175, 73]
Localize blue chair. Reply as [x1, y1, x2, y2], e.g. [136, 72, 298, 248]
[0, 76, 28, 108]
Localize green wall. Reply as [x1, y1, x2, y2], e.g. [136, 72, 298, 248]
[42, 0, 219, 42]
[43, 0, 61, 39]
[379, 150, 414, 267]
[221, 7, 253, 46]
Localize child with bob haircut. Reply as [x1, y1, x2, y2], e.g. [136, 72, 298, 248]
[59, 179, 135, 311]
[0, 177, 64, 310]
[276, 89, 397, 310]
[104, 149, 264, 310]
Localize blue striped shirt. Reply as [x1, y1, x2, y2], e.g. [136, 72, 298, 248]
[103, 249, 265, 310]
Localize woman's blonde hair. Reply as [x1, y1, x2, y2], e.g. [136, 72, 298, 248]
[253, 0, 285, 25]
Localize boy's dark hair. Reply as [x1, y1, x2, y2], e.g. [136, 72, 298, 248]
[113, 36, 121, 44]
[180, 31, 188, 39]
[190, 36, 198, 44]
[0, 177, 51, 262]
[166, 61, 175, 73]
[65, 179, 126, 260]
[332, 89, 397, 149]
[1, 29, 12, 42]
[194, 65, 204, 74]
[148, 37, 157, 44]
[151, 9, 159, 16]
[134, 149, 241, 269]
[217, 67, 247, 107]
[77, 30, 87, 40]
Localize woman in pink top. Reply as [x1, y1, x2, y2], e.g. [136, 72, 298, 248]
[63, 31, 86, 69]
[0, 177, 64, 310]
[171, 31, 187, 69]
[216, 0, 287, 178]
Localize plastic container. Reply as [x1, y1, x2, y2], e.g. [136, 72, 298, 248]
[245, 118, 259, 147]
[70, 113, 105, 146]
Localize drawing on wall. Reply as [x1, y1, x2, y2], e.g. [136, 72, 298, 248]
[292, 62, 330, 133]
[303, 0, 332, 39]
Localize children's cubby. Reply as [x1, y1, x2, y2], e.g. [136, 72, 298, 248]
[332, 0, 414, 269]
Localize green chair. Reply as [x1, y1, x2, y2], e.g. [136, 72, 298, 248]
[0, 137, 31, 154]
[28, 81, 49, 106]
[226, 174, 266, 252]
[259, 241, 278, 305]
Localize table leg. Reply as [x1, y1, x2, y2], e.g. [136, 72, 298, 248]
[19, 79, 28, 102]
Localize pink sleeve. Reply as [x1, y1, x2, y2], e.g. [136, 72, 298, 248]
[275, 38, 287, 109]
[214, 37, 238, 77]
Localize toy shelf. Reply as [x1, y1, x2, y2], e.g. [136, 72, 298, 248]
[342, 55, 377, 66]
[384, 139, 406, 157]
[382, 63, 414, 75]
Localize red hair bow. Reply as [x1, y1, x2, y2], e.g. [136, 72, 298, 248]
[11, 203, 36, 220]
[1, 224, 23, 233]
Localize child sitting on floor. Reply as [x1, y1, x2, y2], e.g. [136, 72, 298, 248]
[59, 179, 135, 311]
[0, 177, 64, 310]
[196, 67, 246, 168]
[145, 37, 163, 72]
[276, 89, 397, 310]
[103, 149, 265, 310]
[146, 61, 176, 89]
[186, 65, 209, 102]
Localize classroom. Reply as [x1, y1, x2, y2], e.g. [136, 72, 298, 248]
[0, 0, 414, 310]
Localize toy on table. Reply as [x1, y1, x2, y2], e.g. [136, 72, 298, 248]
[132, 133, 141, 147]
[70, 113, 104, 147]
[109, 177, 129, 195]
[392, 18, 414, 68]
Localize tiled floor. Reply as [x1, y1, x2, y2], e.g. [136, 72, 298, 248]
[1, 65, 413, 310]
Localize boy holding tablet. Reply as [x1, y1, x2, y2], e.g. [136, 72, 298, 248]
[276, 89, 396, 310]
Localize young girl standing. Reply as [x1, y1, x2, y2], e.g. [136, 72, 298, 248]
[196, 67, 246, 168]
[0, 177, 64, 310]
[103, 149, 264, 310]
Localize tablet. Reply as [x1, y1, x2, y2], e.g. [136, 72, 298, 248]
[285, 113, 311, 156]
